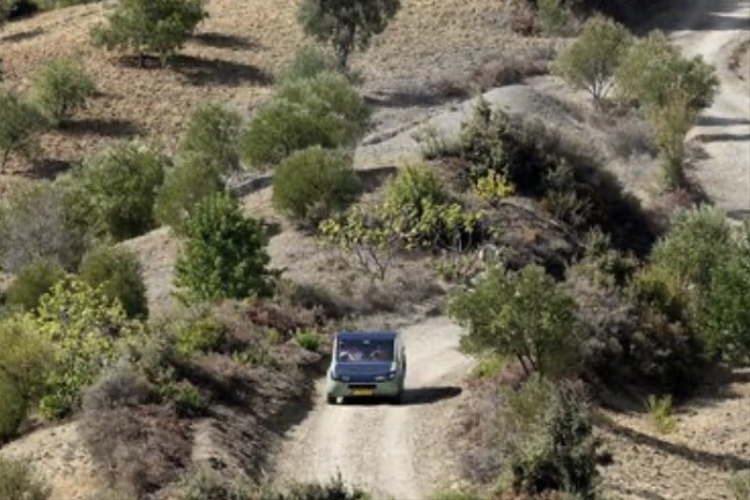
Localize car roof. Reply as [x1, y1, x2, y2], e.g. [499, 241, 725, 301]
[335, 330, 398, 342]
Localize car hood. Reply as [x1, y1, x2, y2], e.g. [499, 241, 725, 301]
[334, 361, 394, 377]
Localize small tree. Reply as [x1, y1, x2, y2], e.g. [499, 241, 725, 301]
[279, 45, 338, 84]
[615, 32, 718, 188]
[178, 102, 242, 174]
[67, 142, 167, 241]
[91, 0, 207, 67]
[450, 264, 580, 378]
[272, 146, 361, 225]
[174, 194, 272, 303]
[5, 260, 65, 311]
[79, 245, 149, 319]
[0, 181, 86, 272]
[0, 90, 48, 172]
[298, 0, 401, 70]
[155, 155, 225, 235]
[553, 15, 631, 104]
[30, 57, 95, 126]
[536, 0, 576, 37]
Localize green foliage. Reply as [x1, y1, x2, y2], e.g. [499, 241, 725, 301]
[615, 32, 718, 187]
[5, 260, 65, 311]
[553, 15, 631, 103]
[280, 45, 338, 84]
[174, 315, 227, 357]
[0, 89, 48, 172]
[178, 102, 242, 174]
[272, 146, 361, 225]
[474, 170, 515, 204]
[450, 264, 580, 378]
[79, 245, 149, 319]
[32, 277, 140, 419]
[536, 0, 576, 37]
[91, 0, 207, 66]
[495, 377, 602, 497]
[0, 457, 51, 500]
[240, 72, 369, 169]
[429, 486, 482, 500]
[298, 0, 401, 70]
[0, 180, 87, 272]
[176, 468, 258, 500]
[168, 380, 206, 417]
[67, 142, 167, 241]
[470, 355, 506, 379]
[729, 470, 750, 500]
[294, 329, 321, 352]
[386, 164, 448, 208]
[0, 317, 52, 442]
[155, 155, 226, 235]
[30, 57, 95, 125]
[174, 194, 273, 303]
[646, 394, 677, 434]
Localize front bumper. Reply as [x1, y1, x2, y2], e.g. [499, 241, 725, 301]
[326, 377, 402, 398]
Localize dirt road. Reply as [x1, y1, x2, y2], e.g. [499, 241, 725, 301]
[668, 0, 750, 218]
[272, 317, 473, 500]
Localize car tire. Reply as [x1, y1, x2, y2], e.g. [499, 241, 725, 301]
[326, 394, 337, 405]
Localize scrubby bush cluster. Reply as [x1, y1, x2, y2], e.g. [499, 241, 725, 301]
[0, 457, 50, 500]
[30, 57, 95, 125]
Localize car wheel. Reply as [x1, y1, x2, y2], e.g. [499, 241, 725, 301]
[326, 394, 337, 405]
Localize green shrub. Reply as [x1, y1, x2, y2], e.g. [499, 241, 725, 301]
[30, 57, 95, 125]
[171, 381, 206, 417]
[280, 45, 337, 84]
[155, 155, 226, 235]
[552, 15, 631, 103]
[646, 394, 677, 434]
[471, 355, 506, 379]
[176, 468, 257, 500]
[174, 194, 273, 303]
[495, 377, 602, 497]
[536, 0, 576, 36]
[66, 142, 167, 241]
[174, 315, 227, 357]
[240, 72, 369, 169]
[298, 0, 401, 70]
[33, 278, 140, 419]
[294, 329, 321, 352]
[0, 317, 52, 442]
[0, 90, 48, 172]
[91, 0, 207, 66]
[5, 260, 65, 311]
[450, 264, 581, 379]
[729, 470, 750, 500]
[273, 146, 361, 225]
[0, 180, 86, 272]
[429, 486, 482, 500]
[0, 457, 51, 500]
[281, 476, 370, 500]
[386, 164, 448, 209]
[474, 170, 514, 204]
[79, 245, 148, 319]
[178, 102, 242, 174]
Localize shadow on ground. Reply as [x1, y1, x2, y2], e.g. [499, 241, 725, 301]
[64, 118, 141, 138]
[193, 32, 261, 50]
[172, 54, 273, 87]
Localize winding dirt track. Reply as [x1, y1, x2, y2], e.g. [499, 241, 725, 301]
[272, 317, 473, 500]
[669, 0, 750, 218]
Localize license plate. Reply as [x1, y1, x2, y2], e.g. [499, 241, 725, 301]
[352, 388, 374, 396]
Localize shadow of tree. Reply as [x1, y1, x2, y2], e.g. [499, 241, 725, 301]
[64, 118, 141, 138]
[0, 27, 44, 43]
[21, 158, 72, 180]
[600, 417, 750, 471]
[193, 32, 261, 50]
[356, 165, 397, 194]
[172, 55, 273, 87]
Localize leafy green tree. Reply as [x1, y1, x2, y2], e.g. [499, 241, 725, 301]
[178, 102, 242, 174]
[0, 457, 51, 500]
[0, 181, 86, 272]
[66, 142, 167, 241]
[450, 264, 580, 378]
[79, 245, 149, 319]
[0, 317, 53, 442]
[553, 15, 631, 104]
[5, 260, 65, 311]
[32, 278, 140, 419]
[174, 194, 272, 303]
[298, 0, 401, 70]
[0, 90, 48, 173]
[615, 32, 718, 187]
[240, 72, 369, 169]
[90, 0, 207, 67]
[272, 146, 361, 225]
[279, 45, 338, 84]
[155, 155, 225, 235]
[30, 57, 95, 125]
[536, 0, 576, 36]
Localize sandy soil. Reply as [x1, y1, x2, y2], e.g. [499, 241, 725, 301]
[272, 317, 474, 500]
[669, 0, 750, 219]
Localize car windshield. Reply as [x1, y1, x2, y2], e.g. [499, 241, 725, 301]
[337, 338, 394, 363]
